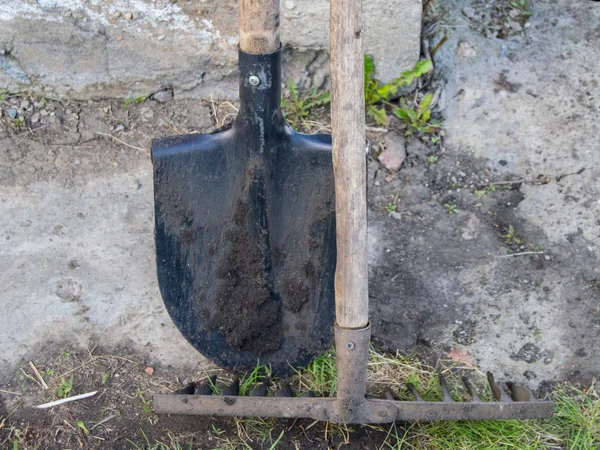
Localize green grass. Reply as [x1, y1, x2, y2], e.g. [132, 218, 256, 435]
[281, 80, 330, 132]
[157, 351, 598, 449]
[293, 350, 338, 396]
[123, 96, 146, 109]
[237, 350, 599, 449]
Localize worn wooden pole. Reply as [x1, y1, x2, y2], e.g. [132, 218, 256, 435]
[330, 0, 368, 329]
[239, 0, 281, 54]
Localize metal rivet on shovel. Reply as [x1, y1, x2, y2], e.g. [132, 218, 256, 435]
[346, 342, 355, 350]
[248, 75, 260, 86]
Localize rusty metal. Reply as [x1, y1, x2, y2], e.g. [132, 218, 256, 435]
[154, 325, 554, 422]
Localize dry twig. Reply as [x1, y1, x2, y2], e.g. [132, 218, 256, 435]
[95, 132, 149, 154]
[36, 391, 98, 409]
[29, 361, 49, 390]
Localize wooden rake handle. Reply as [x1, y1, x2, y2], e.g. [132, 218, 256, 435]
[331, 0, 368, 329]
[239, 0, 281, 54]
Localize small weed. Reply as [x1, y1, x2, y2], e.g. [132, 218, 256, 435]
[60, 351, 71, 358]
[281, 80, 330, 132]
[474, 189, 487, 200]
[534, 328, 542, 340]
[12, 118, 24, 128]
[57, 376, 73, 399]
[505, 224, 524, 246]
[40, 368, 55, 379]
[364, 56, 433, 126]
[510, 0, 532, 16]
[211, 424, 226, 436]
[427, 155, 439, 164]
[76, 420, 89, 435]
[123, 96, 146, 109]
[431, 135, 441, 145]
[444, 202, 458, 215]
[385, 203, 397, 213]
[134, 387, 153, 415]
[393, 93, 440, 135]
[101, 372, 110, 385]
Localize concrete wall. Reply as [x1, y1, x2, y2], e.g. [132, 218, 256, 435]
[0, 0, 422, 100]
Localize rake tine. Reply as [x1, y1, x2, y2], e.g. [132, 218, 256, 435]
[301, 391, 315, 398]
[506, 382, 532, 402]
[250, 376, 271, 397]
[174, 382, 196, 395]
[385, 391, 396, 401]
[222, 378, 240, 396]
[461, 377, 482, 403]
[438, 374, 454, 402]
[275, 382, 294, 398]
[194, 375, 217, 396]
[487, 372, 512, 402]
[407, 383, 424, 402]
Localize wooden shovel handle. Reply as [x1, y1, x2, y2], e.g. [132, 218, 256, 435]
[239, 0, 281, 54]
[330, 0, 368, 329]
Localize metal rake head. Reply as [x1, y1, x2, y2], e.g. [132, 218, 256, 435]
[154, 326, 553, 423]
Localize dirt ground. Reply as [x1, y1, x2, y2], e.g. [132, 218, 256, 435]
[1, 0, 599, 448]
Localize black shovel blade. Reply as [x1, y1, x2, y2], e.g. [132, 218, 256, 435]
[152, 49, 335, 377]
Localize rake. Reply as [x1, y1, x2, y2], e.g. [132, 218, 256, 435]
[154, 0, 554, 423]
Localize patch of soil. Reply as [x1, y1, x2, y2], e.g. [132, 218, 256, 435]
[214, 199, 283, 354]
[284, 261, 318, 313]
[0, 346, 407, 449]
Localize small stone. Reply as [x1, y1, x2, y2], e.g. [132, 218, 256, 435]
[458, 42, 477, 58]
[509, 9, 520, 18]
[30, 112, 40, 124]
[114, 124, 125, 133]
[152, 90, 173, 104]
[157, 35, 166, 41]
[7, 109, 18, 119]
[510, 21, 523, 31]
[145, 367, 155, 376]
[462, 7, 476, 19]
[544, 255, 551, 261]
[389, 211, 402, 221]
[20, 100, 30, 109]
[111, 11, 121, 20]
[378, 132, 406, 171]
[285, 1, 296, 9]
[123, 12, 133, 21]
[55, 278, 84, 302]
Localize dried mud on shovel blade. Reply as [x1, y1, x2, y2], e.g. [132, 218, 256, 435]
[152, 125, 336, 376]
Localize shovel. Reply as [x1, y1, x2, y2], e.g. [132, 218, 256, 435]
[152, 0, 336, 376]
